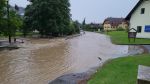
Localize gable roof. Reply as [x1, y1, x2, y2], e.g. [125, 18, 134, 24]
[125, 0, 143, 20]
[103, 17, 126, 26]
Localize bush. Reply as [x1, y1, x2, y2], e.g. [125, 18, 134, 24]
[116, 27, 125, 31]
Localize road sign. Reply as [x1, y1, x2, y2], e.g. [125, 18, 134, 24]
[128, 28, 137, 42]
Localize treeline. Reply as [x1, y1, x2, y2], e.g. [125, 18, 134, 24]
[82, 23, 103, 32]
[0, 0, 80, 43]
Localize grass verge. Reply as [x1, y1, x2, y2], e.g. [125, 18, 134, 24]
[88, 54, 150, 84]
[106, 31, 150, 44]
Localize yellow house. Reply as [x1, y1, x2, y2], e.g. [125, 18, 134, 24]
[103, 17, 128, 31]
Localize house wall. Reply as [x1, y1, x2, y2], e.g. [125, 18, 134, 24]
[104, 23, 128, 31]
[130, 0, 150, 38]
[118, 22, 128, 29]
[103, 24, 113, 31]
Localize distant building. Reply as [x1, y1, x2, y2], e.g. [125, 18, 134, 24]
[126, 0, 150, 38]
[103, 17, 128, 31]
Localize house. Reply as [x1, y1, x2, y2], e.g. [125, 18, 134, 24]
[126, 0, 150, 38]
[103, 17, 128, 31]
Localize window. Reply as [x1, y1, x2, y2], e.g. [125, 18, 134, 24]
[141, 8, 145, 14]
[145, 25, 150, 32]
[137, 26, 142, 33]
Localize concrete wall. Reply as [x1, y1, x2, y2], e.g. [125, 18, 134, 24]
[130, 0, 150, 38]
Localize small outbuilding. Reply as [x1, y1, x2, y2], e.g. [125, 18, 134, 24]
[126, 0, 150, 38]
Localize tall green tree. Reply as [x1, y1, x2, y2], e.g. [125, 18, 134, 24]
[23, 5, 34, 37]
[1, 10, 23, 43]
[24, 0, 71, 37]
[74, 20, 80, 33]
[0, 0, 6, 34]
[0, 0, 5, 18]
[82, 18, 86, 30]
[0, 1, 22, 43]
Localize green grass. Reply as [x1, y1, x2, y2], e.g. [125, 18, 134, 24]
[0, 32, 23, 38]
[88, 54, 150, 84]
[106, 31, 150, 44]
[16, 32, 23, 36]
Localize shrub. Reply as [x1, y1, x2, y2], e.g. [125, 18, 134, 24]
[116, 27, 125, 31]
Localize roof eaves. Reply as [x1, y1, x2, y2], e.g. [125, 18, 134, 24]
[125, 0, 143, 20]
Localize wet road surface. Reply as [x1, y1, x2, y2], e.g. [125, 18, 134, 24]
[0, 32, 143, 84]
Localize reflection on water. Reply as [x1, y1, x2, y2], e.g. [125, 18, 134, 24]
[0, 32, 143, 84]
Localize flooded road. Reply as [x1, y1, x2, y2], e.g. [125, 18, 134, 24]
[0, 32, 143, 84]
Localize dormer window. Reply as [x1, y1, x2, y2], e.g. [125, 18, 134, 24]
[141, 8, 145, 14]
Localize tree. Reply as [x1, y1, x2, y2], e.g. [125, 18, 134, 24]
[0, 0, 5, 19]
[73, 20, 80, 33]
[1, 10, 23, 43]
[0, 1, 22, 43]
[82, 18, 86, 30]
[23, 5, 34, 37]
[24, 0, 71, 37]
[0, 0, 6, 34]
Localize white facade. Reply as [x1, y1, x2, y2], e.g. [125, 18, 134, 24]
[130, 0, 150, 38]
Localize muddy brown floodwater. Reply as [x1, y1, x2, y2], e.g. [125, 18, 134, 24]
[0, 32, 143, 84]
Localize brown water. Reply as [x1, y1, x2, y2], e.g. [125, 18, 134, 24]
[0, 32, 143, 84]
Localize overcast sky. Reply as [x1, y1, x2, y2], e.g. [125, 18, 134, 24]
[10, 0, 139, 23]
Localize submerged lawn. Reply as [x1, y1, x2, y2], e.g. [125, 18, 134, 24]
[88, 54, 150, 84]
[107, 31, 150, 44]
